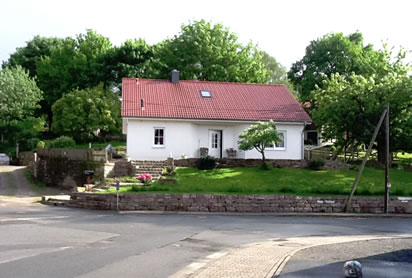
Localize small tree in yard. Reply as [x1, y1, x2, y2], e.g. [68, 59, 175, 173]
[238, 120, 280, 169]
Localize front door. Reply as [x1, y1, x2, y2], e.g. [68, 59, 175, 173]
[208, 130, 222, 158]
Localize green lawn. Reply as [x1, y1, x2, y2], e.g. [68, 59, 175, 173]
[106, 166, 412, 196]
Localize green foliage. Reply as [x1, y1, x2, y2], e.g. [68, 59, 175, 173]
[197, 155, 218, 170]
[0, 66, 43, 127]
[238, 120, 280, 165]
[152, 20, 270, 83]
[288, 32, 385, 102]
[100, 39, 154, 91]
[260, 51, 295, 92]
[5, 117, 44, 150]
[37, 141, 46, 148]
[307, 159, 325, 170]
[2, 36, 63, 78]
[52, 84, 121, 142]
[49, 136, 76, 148]
[312, 66, 412, 157]
[36, 30, 112, 123]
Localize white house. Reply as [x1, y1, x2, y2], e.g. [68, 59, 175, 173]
[122, 71, 312, 161]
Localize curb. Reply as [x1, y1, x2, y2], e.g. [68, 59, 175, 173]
[117, 210, 412, 218]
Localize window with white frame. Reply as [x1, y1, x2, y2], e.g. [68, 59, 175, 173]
[266, 131, 286, 150]
[275, 131, 285, 148]
[154, 128, 165, 146]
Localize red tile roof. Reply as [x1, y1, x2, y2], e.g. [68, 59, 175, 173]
[121, 78, 312, 122]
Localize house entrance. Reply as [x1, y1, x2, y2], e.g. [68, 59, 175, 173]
[208, 130, 222, 158]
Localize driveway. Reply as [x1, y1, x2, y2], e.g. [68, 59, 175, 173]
[0, 165, 66, 208]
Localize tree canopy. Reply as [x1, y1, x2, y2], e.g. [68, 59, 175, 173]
[152, 20, 270, 83]
[2, 36, 63, 78]
[36, 30, 112, 124]
[51, 84, 121, 142]
[288, 32, 384, 102]
[311, 49, 412, 161]
[0, 66, 43, 126]
[100, 39, 154, 91]
[238, 120, 280, 167]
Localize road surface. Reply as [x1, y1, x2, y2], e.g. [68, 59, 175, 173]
[1, 166, 411, 277]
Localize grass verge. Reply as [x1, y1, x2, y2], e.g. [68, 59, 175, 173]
[24, 169, 46, 189]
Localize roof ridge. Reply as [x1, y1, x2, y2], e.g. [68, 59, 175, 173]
[122, 77, 287, 87]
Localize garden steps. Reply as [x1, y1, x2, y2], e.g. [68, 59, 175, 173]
[131, 160, 166, 179]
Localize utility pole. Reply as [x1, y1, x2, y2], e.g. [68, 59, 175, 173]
[384, 104, 390, 213]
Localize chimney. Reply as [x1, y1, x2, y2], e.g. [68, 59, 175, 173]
[171, 70, 179, 83]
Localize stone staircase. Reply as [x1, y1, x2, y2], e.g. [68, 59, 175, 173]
[131, 160, 167, 180]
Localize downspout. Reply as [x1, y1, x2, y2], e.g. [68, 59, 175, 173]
[301, 121, 307, 160]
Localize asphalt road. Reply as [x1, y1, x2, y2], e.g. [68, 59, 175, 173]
[280, 238, 412, 278]
[1, 166, 412, 277]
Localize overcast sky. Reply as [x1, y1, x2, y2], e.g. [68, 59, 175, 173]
[1, 0, 411, 69]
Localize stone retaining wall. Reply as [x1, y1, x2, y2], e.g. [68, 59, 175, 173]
[69, 193, 412, 214]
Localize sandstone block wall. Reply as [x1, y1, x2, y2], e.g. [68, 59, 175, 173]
[69, 193, 412, 214]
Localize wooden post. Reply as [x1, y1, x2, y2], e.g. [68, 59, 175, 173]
[344, 108, 387, 212]
[384, 104, 390, 213]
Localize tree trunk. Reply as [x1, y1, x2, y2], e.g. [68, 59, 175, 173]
[48, 110, 53, 131]
[262, 151, 266, 165]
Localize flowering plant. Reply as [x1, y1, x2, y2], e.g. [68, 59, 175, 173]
[138, 173, 153, 185]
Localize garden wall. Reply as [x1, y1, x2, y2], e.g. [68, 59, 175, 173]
[34, 157, 103, 189]
[69, 193, 412, 214]
[174, 158, 349, 169]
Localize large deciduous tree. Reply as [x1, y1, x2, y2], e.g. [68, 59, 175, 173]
[2, 36, 63, 77]
[311, 50, 412, 163]
[37, 29, 112, 126]
[288, 32, 384, 103]
[238, 120, 280, 169]
[0, 66, 43, 143]
[0, 66, 43, 126]
[51, 84, 121, 142]
[100, 39, 154, 91]
[152, 20, 270, 83]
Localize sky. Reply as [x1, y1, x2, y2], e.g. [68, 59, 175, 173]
[1, 0, 411, 70]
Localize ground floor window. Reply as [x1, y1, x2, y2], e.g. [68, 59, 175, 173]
[266, 130, 286, 150]
[154, 128, 165, 146]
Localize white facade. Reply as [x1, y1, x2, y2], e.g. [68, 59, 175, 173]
[124, 118, 306, 161]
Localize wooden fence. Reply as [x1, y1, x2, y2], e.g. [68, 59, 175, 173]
[36, 148, 107, 161]
[304, 146, 334, 160]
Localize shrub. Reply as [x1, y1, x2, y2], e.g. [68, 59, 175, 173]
[50, 136, 76, 148]
[36, 140, 46, 149]
[308, 159, 325, 170]
[259, 162, 271, 170]
[197, 155, 218, 170]
[25, 138, 40, 151]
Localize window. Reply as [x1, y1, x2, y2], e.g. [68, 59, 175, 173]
[275, 132, 285, 148]
[154, 128, 165, 146]
[200, 90, 212, 98]
[266, 131, 286, 150]
[211, 133, 218, 149]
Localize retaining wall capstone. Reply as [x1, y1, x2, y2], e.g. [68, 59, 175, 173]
[69, 193, 412, 214]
